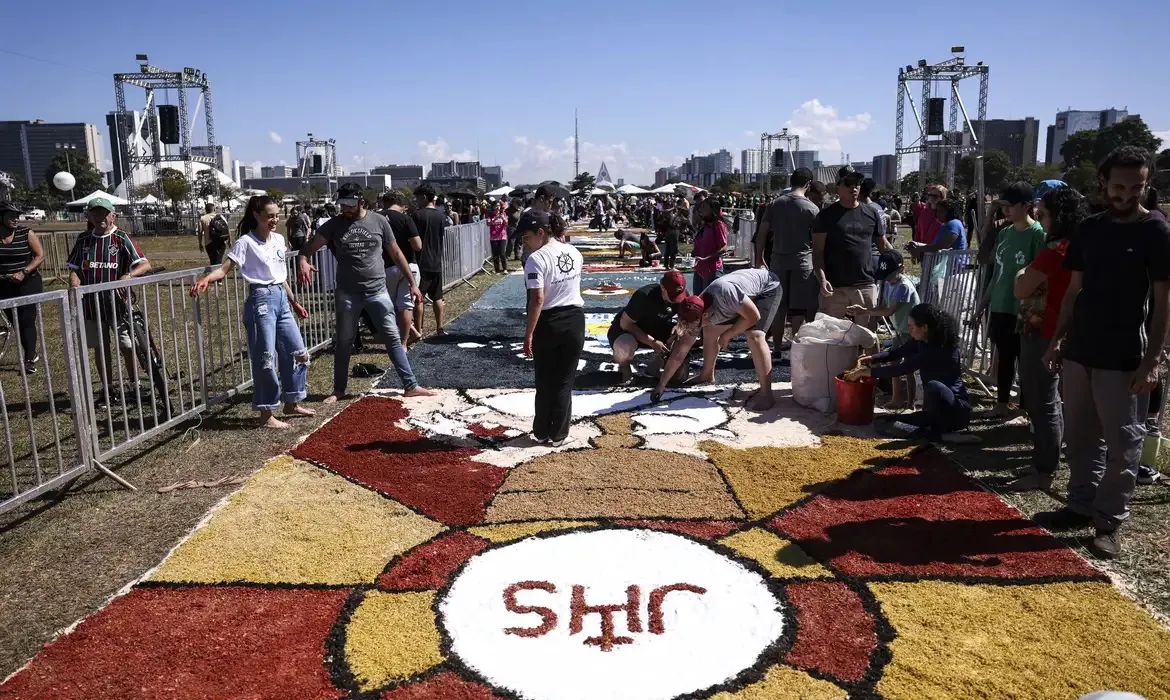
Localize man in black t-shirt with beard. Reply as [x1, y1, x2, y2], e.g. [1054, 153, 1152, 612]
[812, 165, 890, 329]
[413, 184, 448, 334]
[381, 191, 423, 344]
[1036, 146, 1170, 559]
[608, 270, 689, 384]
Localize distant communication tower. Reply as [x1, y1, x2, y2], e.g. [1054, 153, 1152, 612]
[759, 129, 800, 197]
[113, 54, 216, 215]
[296, 134, 338, 192]
[574, 109, 580, 179]
[895, 47, 989, 219]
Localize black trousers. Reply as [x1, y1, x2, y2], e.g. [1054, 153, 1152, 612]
[490, 239, 508, 272]
[0, 273, 43, 361]
[532, 306, 585, 441]
[206, 238, 227, 265]
[988, 311, 1020, 404]
[660, 234, 679, 269]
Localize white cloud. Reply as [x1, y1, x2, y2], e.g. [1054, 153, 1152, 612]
[268, 131, 282, 145]
[249, 160, 262, 171]
[744, 130, 755, 137]
[1153, 130, 1170, 147]
[784, 99, 872, 155]
[278, 159, 287, 166]
[417, 137, 473, 163]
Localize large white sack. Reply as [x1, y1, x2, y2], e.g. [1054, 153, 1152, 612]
[790, 341, 860, 413]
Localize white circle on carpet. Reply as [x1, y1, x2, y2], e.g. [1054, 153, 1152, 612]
[439, 528, 784, 700]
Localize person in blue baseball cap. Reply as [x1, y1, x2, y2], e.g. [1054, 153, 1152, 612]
[1034, 179, 1067, 201]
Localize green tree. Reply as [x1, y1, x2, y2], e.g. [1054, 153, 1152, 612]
[218, 183, 237, 204]
[710, 173, 742, 193]
[44, 149, 104, 196]
[956, 150, 1011, 190]
[308, 184, 326, 201]
[1060, 130, 1098, 169]
[193, 170, 220, 200]
[1001, 163, 1063, 188]
[1063, 164, 1098, 193]
[570, 171, 596, 193]
[266, 188, 286, 203]
[361, 187, 383, 206]
[899, 169, 946, 195]
[1092, 118, 1163, 164]
[1155, 150, 1170, 192]
[156, 168, 191, 207]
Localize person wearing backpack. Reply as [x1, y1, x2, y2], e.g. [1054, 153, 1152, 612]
[200, 203, 231, 265]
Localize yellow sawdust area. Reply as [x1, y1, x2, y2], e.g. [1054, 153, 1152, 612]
[149, 456, 444, 585]
[345, 591, 444, 692]
[467, 520, 598, 542]
[595, 412, 633, 435]
[871, 580, 1170, 700]
[703, 436, 916, 519]
[707, 663, 847, 699]
[485, 447, 744, 522]
[718, 527, 833, 579]
[591, 433, 641, 449]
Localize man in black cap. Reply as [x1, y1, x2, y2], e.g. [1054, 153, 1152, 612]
[812, 165, 890, 328]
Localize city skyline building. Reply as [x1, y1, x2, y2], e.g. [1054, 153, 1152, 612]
[872, 154, 897, 187]
[1046, 108, 1129, 165]
[429, 160, 481, 179]
[966, 118, 1040, 167]
[0, 120, 103, 188]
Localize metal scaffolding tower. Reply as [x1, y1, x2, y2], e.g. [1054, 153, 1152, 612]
[113, 55, 216, 217]
[759, 129, 800, 198]
[894, 48, 989, 221]
[295, 134, 338, 193]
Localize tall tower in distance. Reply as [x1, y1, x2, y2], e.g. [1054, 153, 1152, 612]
[574, 109, 580, 179]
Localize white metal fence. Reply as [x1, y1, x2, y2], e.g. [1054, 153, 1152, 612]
[0, 221, 489, 515]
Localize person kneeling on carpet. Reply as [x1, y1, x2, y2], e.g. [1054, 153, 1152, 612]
[654, 268, 783, 412]
[609, 270, 695, 384]
[639, 231, 661, 267]
[845, 303, 973, 441]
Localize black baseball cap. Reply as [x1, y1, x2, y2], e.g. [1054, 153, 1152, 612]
[875, 249, 904, 281]
[0, 201, 21, 216]
[997, 181, 1034, 206]
[836, 165, 863, 185]
[516, 209, 550, 234]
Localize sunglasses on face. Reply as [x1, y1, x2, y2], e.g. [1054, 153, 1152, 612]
[338, 198, 360, 207]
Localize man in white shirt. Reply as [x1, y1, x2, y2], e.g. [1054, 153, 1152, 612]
[521, 209, 584, 445]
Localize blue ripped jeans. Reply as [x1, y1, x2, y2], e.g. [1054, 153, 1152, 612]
[243, 284, 308, 411]
[334, 288, 417, 396]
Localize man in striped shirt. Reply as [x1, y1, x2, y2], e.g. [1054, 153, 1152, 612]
[67, 197, 151, 401]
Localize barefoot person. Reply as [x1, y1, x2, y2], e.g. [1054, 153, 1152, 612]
[608, 270, 689, 384]
[655, 268, 782, 411]
[521, 209, 584, 446]
[298, 184, 434, 403]
[191, 195, 315, 429]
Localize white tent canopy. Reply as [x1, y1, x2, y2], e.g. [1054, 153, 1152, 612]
[135, 194, 159, 204]
[67, 190, 130, 208]
[587, 188, 611, 196]
[651, 183, 705, 194]
[486, 185, 516, 197]
[595, 180, 616, 190]
[616, 184, 650, 195]
[111, 162, 235, 200]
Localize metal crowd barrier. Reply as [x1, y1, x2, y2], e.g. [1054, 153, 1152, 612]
[38, 231, 81, 283]
[917, 249, 992, 395]
[1, 223, 489, 514]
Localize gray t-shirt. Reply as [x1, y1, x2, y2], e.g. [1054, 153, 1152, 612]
[865, 201, 887, 238]
[316, 211, 393, 296]
[767, 193, 820, 271]
[703, 268, 781, 325]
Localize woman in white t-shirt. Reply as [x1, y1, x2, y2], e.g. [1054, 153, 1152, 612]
[520, 209, 584, 446]
[192, 195, 313, 429]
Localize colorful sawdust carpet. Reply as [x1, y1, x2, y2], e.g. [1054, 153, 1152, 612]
[4, 387, 1170, 700]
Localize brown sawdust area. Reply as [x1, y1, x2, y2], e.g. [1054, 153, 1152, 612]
[940, 408, 1170, 623]
[0, 270, 506, 679]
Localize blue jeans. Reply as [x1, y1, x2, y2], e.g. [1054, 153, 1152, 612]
[243, 285, 308, 411]
[334, 288, 417, 395]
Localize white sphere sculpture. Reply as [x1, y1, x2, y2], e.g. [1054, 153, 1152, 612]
[52, 172, 76, 192]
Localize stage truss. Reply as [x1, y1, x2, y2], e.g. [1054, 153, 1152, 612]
[759, 129, 800, 197]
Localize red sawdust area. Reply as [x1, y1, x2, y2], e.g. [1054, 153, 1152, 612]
[381, 670, 506, 699]
[292, 397, 509, 526]
[768, 451, 1103, 581]
[612, 519, 742, 540]
[1, 586, 349, 700]
[468, 423, 512, 439]
[784, 581, 877, 684]
[377, 531, 490, 591]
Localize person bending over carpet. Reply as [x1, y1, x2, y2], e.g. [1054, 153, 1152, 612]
[608, 270, 695, 384]
[846, 303, 972, 441]
[654, 268, 782, 412]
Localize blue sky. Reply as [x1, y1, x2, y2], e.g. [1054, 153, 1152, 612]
[4, 0, 1168, 185]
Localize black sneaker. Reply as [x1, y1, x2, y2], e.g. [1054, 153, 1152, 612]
[1137, 464, 1162, 486]
[1033, 507, 1093, 531]
[23, 362, 37, 374]
[1090, 529, 1121, 559]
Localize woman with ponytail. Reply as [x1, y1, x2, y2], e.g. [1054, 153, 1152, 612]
[191, 196, 314, 429]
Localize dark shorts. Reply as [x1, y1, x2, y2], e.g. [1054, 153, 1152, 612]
[776, 266, 819, 317]
[418, 270, 444, 301]
[751, 288, 783, 333]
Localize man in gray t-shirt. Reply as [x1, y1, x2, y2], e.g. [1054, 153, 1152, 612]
[755, 167, 821, 335]
[654, 268, 783, 412]
[297, 183, 433, 402]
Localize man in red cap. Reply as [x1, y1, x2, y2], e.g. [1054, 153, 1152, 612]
[608, 269, 690, 384]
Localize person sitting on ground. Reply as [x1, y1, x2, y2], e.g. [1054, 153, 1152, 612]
[608, 270, 689, 384]
[655, 268, 783, 411]
[846, 303, 971, 441]
[849, 249, 920, 410]
[639, 231, 661, 267]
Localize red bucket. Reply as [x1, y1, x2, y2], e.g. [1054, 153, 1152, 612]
[835, 374, 877, 426]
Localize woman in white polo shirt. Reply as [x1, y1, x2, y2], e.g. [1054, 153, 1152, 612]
[191, 195, 314, 429]
[520, 209, 584, 446]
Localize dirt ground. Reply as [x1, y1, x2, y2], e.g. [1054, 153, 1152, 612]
[0, 270, 505, 679]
